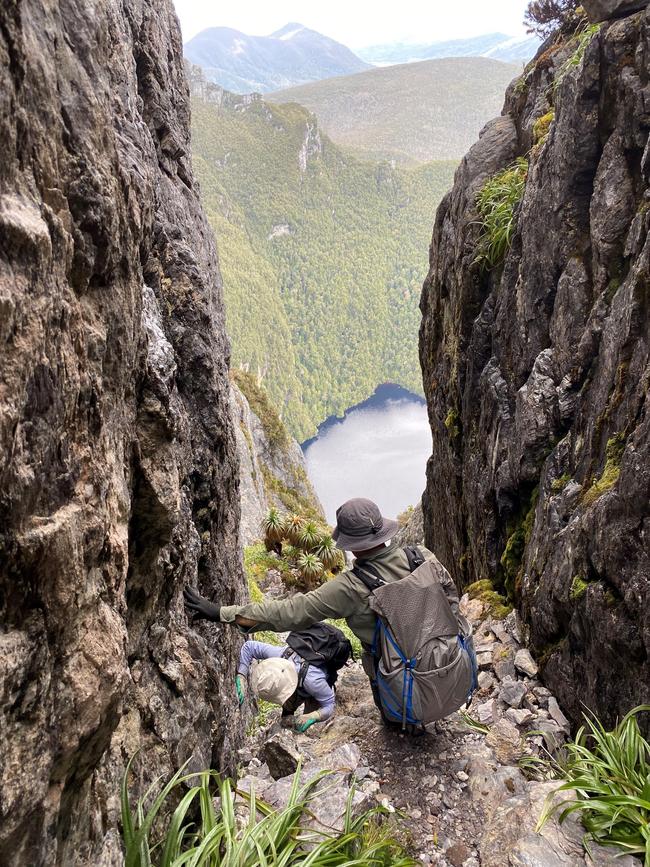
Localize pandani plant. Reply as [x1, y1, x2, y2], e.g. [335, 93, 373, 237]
[313, 535, 340, 571]
[296, 520, 322, 552]
[284, 513, 306, 546]
[536, 705, 650, 865]
[296, 551, 324, 588]
[262, 507, 285, 545]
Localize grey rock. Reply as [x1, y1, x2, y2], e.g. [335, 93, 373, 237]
[420, 8, 650, 735]
[499, 678, 528, 708]
[514, 650, 539, 678]
[505, 707, 535, 727]
[583, 0, 649, 21]
[547, 697, 571, 733]
[0, 0, 246, 862]
[263, 732, 303, 780]
[485, 718, 525, 765]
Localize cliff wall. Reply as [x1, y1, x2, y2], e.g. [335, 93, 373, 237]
[0, 1, 245, 863]
[420, 7, 650, 729]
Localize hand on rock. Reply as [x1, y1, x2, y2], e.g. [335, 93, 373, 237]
[235, 675, 246, 706]
[183, 586, 221, 622]
[295, 711, 320, 733]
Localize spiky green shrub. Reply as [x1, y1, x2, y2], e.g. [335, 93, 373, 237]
[475, 158, 528, 270]
[297, 520, 322, 552]
[536, 706, 650, 864]
[121, 758, 416, 866]
[285, 513, 306, 546]
[296, 551, 324, 587]
[262, 507, 285, 545]
[313, 535, 339, 571]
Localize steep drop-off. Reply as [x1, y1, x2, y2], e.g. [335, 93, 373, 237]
[421, 7, 650, 730]
[0, 1, 245, 863]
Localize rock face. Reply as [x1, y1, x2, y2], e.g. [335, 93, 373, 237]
[0, 1, 245, 863]
[420, 8, 650, 731]
[231, 376, 324, 546]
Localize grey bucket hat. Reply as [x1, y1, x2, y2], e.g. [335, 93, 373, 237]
[332, 498, 399, 551]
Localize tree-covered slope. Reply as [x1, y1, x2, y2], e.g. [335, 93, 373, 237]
[267, 57, 519, 164]
[191, 81, 456, 440]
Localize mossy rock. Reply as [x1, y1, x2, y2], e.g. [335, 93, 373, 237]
[551, 472, 571, 493]
[582, 433, 625, 506]
[532, 109, 555, 144]
[444, 408, 460, 439]
[466, 579, 512, 619]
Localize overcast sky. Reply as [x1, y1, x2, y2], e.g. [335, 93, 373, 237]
[172, 0, 531, 47]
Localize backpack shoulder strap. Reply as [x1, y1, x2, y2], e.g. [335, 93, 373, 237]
[403, 545, 425, 573]
[281, 646, 293, 659]
[297, 660, 310, 689]
[351, 559, 385, 592]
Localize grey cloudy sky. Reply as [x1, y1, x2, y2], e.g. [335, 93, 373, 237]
[173, 0, 531, 46]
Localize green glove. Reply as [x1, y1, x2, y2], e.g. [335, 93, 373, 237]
[235, 675, 246, 706]
[295, 711, 320, 733]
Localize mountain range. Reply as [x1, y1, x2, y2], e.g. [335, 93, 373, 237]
[188, 69, 457, 439]
[184, 23, 371, 93]
[357, 32, 540, 66]
[268, 57, 519, 164]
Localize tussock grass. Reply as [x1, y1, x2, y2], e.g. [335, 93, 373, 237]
[121, 758, 416, 866]
[536, 706, 650, 864]
[474, 158, 528, 270]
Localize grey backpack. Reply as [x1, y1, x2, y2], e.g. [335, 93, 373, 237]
[353, 547, 477, 731]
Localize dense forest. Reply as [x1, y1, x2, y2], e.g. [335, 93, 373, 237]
[190, 85, 456, 439]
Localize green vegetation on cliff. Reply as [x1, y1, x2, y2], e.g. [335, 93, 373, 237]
[191, 91, 456, 439]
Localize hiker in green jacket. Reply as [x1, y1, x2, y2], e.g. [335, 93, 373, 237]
[183, 497, 459, 649]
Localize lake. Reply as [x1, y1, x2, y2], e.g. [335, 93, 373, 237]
[302, 384, 432, 524]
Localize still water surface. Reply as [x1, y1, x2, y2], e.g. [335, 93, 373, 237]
[302, 384, 431, 524]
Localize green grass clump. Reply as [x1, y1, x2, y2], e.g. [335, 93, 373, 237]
[536, 706, 650, 864]
[582, 433, 625, 506]
[466, 579, 511, 619]
[475, 157, 528, 270]
[121, 758, 416, 866]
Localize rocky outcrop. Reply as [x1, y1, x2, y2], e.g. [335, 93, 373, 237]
[231, 374, 324, 546]
[0, 1, 245, 863]
[420, 7, 650, 730]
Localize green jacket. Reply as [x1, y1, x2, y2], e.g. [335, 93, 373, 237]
[220, 542, 457, 647]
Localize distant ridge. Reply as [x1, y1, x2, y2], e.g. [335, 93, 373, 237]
[357, 32, 540, 66]
[184, 22, 371, 93]
[268, 56, 519, 164]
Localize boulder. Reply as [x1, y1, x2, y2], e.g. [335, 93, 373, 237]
[582, 0, 649, 21]
[514, 649, 539, 678]
[263, 732, 303, 780]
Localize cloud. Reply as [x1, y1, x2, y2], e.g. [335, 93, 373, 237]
[173, 0, 530, 46]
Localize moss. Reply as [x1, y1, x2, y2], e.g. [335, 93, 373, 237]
[466, 579, 512, 619]
[570, 574, 590, 600]
[582, 433, 625, 506]
[233, 369, 289, 451]
[444, 408, 461, 439]
[532, 110, 555, 144]
[537, 637, 568, 669]
[551, 472, 571, 493]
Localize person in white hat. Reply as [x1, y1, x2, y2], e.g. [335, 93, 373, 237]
[236, 639, 336, 732]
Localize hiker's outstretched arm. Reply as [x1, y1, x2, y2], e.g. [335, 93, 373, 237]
[238, 640, 284, 675]
[220, 574, 358, 634]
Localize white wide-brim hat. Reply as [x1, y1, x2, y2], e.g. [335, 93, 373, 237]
[251, 657, 298, 705]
